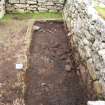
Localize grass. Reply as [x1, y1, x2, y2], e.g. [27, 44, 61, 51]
[96, 6, 105, 19]
[1, 12, 63, 21]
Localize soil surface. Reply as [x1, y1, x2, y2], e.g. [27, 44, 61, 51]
[25, 21, 90, 105]
[0, 20, 28, 105]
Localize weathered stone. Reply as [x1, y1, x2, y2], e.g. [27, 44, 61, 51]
[38, 0, 46, 3]
[85, 46, 91, 58]
[67, 32, 73, 37]
[87, 59, 97, 81]
[20, 0, 26, 3]
[83, 38, 90, 45]
[9, 0, 19, 3]
[99, 43, 105, 49]
[5, 0, 64, 13]
[65, 64, 71, 72]
[45, 2, 54, 6]
[27, 0, 37, 4]
[64, 0, 105, 98]
[98, 49, 105, 61]
[14, 4, 28, 9]
[41, 83, 46, 86]
[38, 7, 48, 12]
[33, 25, 41, 31]
[100, 69, 105, 81]
[0, 0, 5, 19]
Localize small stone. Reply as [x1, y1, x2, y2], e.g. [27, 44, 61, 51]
[98, 49, 105, 60]
[33, 25, 41, 31]
[98, 49, 105, 56]
[41, 83, 46, 86]
[65, 64, 71, 72]
[67, 32, 73, 37]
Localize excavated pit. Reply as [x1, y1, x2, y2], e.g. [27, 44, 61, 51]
[25, 21, 95, 105]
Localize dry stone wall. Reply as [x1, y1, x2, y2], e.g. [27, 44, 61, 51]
[64, 0, 105, 98]
[0, 0, 5, 19]
[6, 0, 64, 13]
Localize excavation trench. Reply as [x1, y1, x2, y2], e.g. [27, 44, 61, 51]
[25, 21, 94, 105]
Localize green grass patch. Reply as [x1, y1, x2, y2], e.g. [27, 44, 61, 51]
[96, 6, 105, 19]
[1, 12, 63, 21]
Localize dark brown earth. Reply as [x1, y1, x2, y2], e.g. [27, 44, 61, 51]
[25, 21, 91, 105]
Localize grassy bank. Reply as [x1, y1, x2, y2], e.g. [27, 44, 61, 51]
[1, 12, 63, 21]
[96, 6, 105, 19]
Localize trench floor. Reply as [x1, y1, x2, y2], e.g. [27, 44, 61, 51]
[25, 21, 90, 105]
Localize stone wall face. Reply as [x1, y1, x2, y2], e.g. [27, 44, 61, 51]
[63, 0, 105, 98]
[6, 0, 64, 13]
[0, 0, 5, 19]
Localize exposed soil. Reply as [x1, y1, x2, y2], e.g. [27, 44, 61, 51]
[0, 20, 28, 105]
[25, 21, 91, 105]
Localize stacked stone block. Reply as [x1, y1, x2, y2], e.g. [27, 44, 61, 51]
[6, 0, 64, 13]
[0, 0, 5, 19]
[63, 0, 105, 98]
